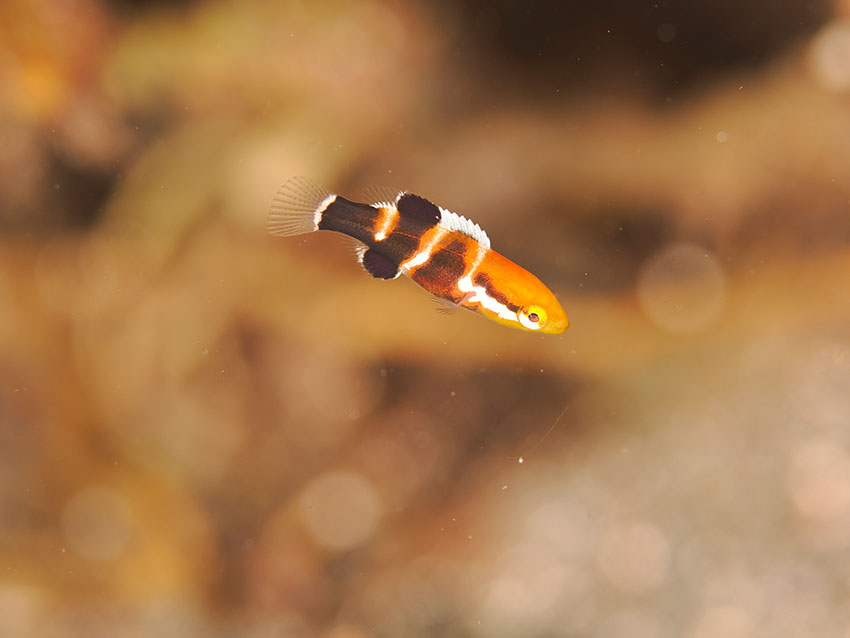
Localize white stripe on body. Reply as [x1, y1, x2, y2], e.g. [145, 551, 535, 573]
[400, 226, 448, 273]
[373, 204, 398, 242]
[456, 243, 518, 322]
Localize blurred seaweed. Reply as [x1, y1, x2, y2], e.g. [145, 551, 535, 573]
[2, 0, 850, 636]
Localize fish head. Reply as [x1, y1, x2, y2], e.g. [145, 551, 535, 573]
[463, 255, 569, 334]
[513, 283, 569, 334]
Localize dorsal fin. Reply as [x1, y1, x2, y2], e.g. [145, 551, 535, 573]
[397, 193, 441, 226]
[362, 184, 404, 208]
[438, 207, 491, 248]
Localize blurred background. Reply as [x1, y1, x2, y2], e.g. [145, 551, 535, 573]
[2, 0, 850, 636]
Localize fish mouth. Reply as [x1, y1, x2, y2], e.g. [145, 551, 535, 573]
[542, 315, 569, 334]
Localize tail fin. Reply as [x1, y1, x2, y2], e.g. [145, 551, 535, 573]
[267, 176, 335, 237]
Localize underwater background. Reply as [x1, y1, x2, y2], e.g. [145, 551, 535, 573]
[2, 0, 850, 635]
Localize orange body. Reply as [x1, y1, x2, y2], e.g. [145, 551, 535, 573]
[269, 177, 569, 333]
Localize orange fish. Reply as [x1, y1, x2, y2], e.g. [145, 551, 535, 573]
[268, 177, 568, 334]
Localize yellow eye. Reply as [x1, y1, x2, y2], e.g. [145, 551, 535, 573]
[519, 305, 547, 330]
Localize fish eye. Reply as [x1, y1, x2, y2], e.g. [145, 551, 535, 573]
[519, 305, 547, 330]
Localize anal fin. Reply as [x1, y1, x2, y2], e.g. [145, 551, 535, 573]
[361, 248, 401, 280]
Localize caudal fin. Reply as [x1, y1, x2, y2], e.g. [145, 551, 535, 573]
[267, 176, 335, 237]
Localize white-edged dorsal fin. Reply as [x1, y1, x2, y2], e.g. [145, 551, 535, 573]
[438, 207, 491, 248]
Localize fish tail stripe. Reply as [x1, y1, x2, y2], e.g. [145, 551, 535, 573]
[373, 194, 443, 265]
[373, 205, 399, 242]
[268, 176, 335, 237]
[317, 197, 385, 246]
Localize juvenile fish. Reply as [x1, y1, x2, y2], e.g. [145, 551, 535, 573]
[268, 177, 568, 334]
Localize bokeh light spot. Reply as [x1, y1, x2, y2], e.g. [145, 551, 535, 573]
[808, 20, 850, 92]
[473, 543, 591, 636]
[657, 23, 677, 43]
[61, 486, 133, 561]
[0, 583, 45, 637]
[596, 521, 670, 594]
[298, 471, 381, 551]
[690, 605, 755, 638]
[637, 243, 726, 333]
[787, 438, 850, 550]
